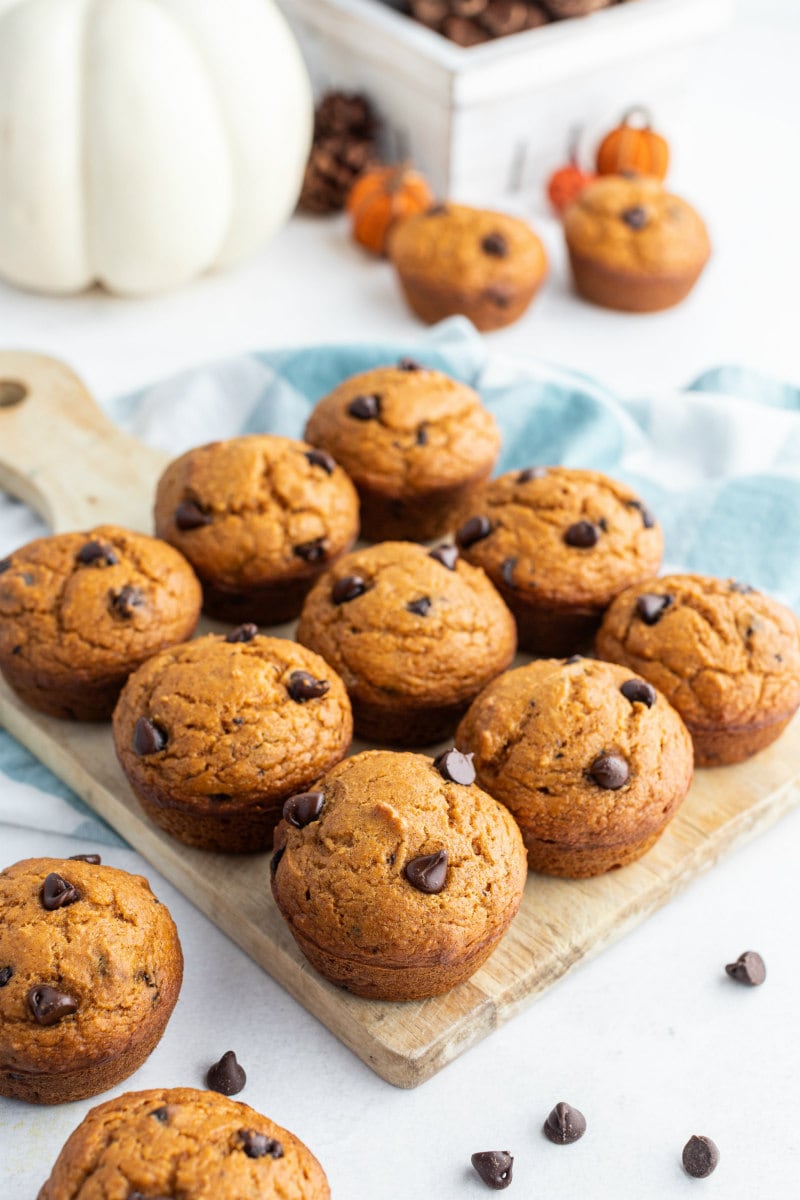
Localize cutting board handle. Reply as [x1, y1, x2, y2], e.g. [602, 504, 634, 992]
[0, 352, 167, 535]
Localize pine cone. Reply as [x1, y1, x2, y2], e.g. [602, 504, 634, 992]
[409, 0, 552, 42]
[299, 92, 380, 215]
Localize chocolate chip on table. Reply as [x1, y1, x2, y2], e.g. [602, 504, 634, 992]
[238, 1129, 284, 1159]
[150, 1106, 169, 1123]
[41, 873, 80, 910]
[621, 205, 648, 230]
[471, 1150, 514, 1190]
[306, 448, 336, 474]
[406, 596, 431, 616]
[456, 515, 492, 549]
[626, 498, 656, 529]
[174, 500, 212, 530]
[620, 678, 657, 708]
[543, 1101, 587, 1144]
[226, 623, 258, 643]
[347, 393, 381, 420]
[434, 748, 476, 785]
[110, 585, 145, 619]
[725, 950, 766, 986]
[0, 966, 12, 987]
[206, 1050, 247, 1096]
[589, 752, 629, 790]
[564, 520, 600, 548]
[501, 557, 517, 587]
[398, 357, 423, 371]
[518, 466, 548, 482]
[283, 791, 325, 829]
[69, 853, 101, 864]
[133, 717, 167, 756]
[76, 540, 118, 567]
[635, 593, 673, 625]
[332, 574, 367, 604]
[287, 670, 330, 702]
[405, 849, 449, 894]
[481, 232, 509, 257]
[682, 1135, 719, 1178]
[27, 984, 78, 1026]
[429, 544, 459, 570]
[294, 537, 327, 563]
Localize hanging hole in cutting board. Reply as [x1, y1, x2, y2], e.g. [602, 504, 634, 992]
[0, 380, 28, 408]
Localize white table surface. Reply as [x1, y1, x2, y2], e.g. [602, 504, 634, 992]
[3, 1, 800, 1196]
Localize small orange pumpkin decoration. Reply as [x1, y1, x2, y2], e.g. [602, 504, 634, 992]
[347, 163, 434, 256]
[546, 130, 596, 215]
[596, 106, 669, 180]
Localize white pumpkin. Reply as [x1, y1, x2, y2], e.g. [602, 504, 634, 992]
[0, 0, 313, 296]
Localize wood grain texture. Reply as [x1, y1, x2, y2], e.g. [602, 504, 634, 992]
[1, 353, 798, 1088]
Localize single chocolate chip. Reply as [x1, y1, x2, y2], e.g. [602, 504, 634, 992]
[434, 748, 476, 786]
[627, 498, 656, 529]
[174, 500, 212, 530]
[682, 1135, 719, 1178]
[620, 678, 657, 707]
[543, 1101, 587, 1144]
[283, 791, 325, 828]
[471, 1150, 514, 1190]
[226, 623, 258, 643]
[150, 1106, 169, 1123]
[270, 846, 285, 876]
[429, 544, 459, 570]
[456, 515, 492, 549]
[206, 1050, 246, 1096]
[405, 849, 448, 894]
[294, 537, 327, 563]
[332, 574, 367, 605]
[500, 557, 517, 588]
[110, 585, 145, 619]
[41, 873, 80, 911]
[621, 205, 648, 230]
[69, 853, 101, 864]
[725, 950, 766, 986]
[0, 966, 12, 987]
[0, 558, 10, 574]
[564, 654, 583, 665]
[589, 752, 629, 790]
[730, 580, 755, 595]
[238, 1129, 284, 1159]
[416, 424, 428, 446]
[287, 670, 330, 702]
[27, 984, 78, 1026]
[133, 717, 167, 756]
[636, 593, 673, 625]
[398, 357, 423, 371]
[306, 448, 335, 474]
[76, 540, 118, 567]
[481, 231, 508, 257]
[347, 393, 381, 420]
[406, 596, 431, 617]
[11, 644, 22, 655]
[518, 466, 548, 482]
[564, 520, 600, 548]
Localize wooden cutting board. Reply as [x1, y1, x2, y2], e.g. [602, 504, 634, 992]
[1, 351, 799, 1089]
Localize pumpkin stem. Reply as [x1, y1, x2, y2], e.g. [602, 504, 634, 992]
[385, 161, 412, 195]
[620, 105, 653, 130]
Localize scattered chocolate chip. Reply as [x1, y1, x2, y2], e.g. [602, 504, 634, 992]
[41, 873, 80, 911]
[682, 1135, 719, 1178]
[110, 585, 145, 619]
[174, 500, 212, 530]
[270, 846, 285, 876]
[68, 853, 101, 864]
[564, 655, 583, 665]
[133, 717, 167, 756]
[416, 424, 428, 446]
[456, 515, 492, 549]
[347, 393, 381, 420]
[0, 966, 12, 987]
[150, 1106, 169, 1123]
[434, 748, 476, 785]
[238, 1129, 284, 1159]
[564, 520, 600, 548]
[543, 1101, 587, 1144]
[589, 752, 629, 790]
[406, 596, 431, 617]
[481, 232, 508, 257]
[405, 849, 448, 894]
[206, 1050, 246, 1096]
[627, 498, 656, 529]
[518, 466, 548, 482]
[620, 678, 657, 708]
[500, 557, 517, 588]
[332, 574, 367, 604]
[635, 593, 673, 625]
[725, 950, 766, 986]
[283, 791, 325, 828]
[287, 670, 330, 702]
[471, 1150, 514, 1190]
[0, 558, 10, 574]
[27, 984, 78, 1026]
[621, 205, 648, 230]
[294, 537, 327, 563]
[429, 544, 459, 570]
[306, 448, 335, 474]
[226, 623, 258, 643]
[76, 540, 118, 567]
[730, 580, 755, 595]
[398, 357, 423, 371]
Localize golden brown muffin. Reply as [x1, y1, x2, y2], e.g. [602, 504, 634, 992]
[563, 175, 711, 312]
[296, 540, 517, 745]
[271, 749, 528, 1000]
[456, 657, 693, 877]
[455, 466, 663, 655]
[0, 856, 182, 1105]
[113, 629, 353, 852]
[37, 1086, 330, 1200]
[595, 574, 800, 766]
[0, 526, 201, 721]
[154, 434, 360, 625]
[389, 203, 548, 331]
[304, 360, 501, 542]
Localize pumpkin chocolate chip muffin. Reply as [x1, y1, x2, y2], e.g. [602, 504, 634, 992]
[0, 526, 201, 720]
[304, 360, 501, 542]
[0, 856, 182, 1105]
[113, 629, 352, 852]
[295, 540, 517, 745]
[271, 749, 527, 1000]
[38, 1086, 330, 1200]
[455, 466, 663, 656]
[564, 174, 711, 312]
[389, 203, 548, 331]
[595, 574, 800, 766]
[456, 657, 693, 877]
[154, 434, 359, 625]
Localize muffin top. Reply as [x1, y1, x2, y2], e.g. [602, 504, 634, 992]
[564, 175, 711, 275]
[304, 361, 500, 495]
[455, 466, 663, 608]
[272, 749, 527, 966]
[0, 857, 181, 1076]
[113, 631, 352, 809]
[456, 657, 693, 849]
[37, 1086, 330, 1200]
[154, 434, 359, 588]
[595, 574, 800, 731]
[296, 541, 517, 708]
[0, 526, 201, 677]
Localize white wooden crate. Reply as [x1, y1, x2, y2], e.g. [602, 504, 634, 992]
[278, 0, 732, 203]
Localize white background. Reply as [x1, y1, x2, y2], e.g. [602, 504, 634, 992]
[3, 1, 800, 1196]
